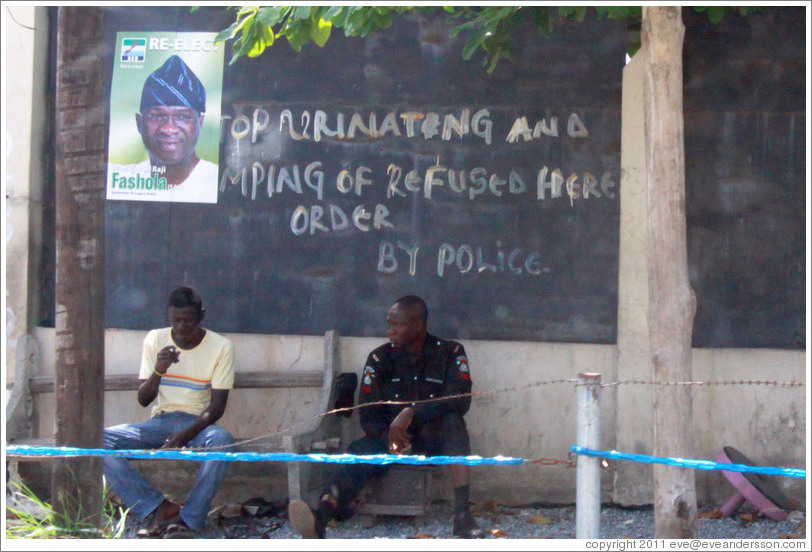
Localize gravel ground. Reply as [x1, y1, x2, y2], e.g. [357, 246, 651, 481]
[123, 500, 807, 541]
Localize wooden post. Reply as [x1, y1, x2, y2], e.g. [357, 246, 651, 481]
[641, 6, 698, 538]
[52, 6, 107, 526]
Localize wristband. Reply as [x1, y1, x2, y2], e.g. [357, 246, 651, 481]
[153, 368, 165, 377]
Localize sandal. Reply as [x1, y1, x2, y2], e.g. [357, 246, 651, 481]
[137, 500, 181, 537]
[136, 526, 163, 538]
[162, 516, 196, 539]
[137, 519, 169, 538]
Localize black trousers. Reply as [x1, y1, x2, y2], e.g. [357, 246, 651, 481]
[325, 411, 471, 517]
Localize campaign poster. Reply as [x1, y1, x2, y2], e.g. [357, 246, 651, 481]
[106, 32, 224, 203]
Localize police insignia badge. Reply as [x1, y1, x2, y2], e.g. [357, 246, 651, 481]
[362, 365, 375, 393]
[456, 356, 471, 380]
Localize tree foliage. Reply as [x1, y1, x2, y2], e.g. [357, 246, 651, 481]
[211, 5, 764, 72]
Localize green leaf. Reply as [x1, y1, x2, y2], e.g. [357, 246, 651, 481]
[247, 23, 275, 58]
[214, 21, 242, 44]
[450, 19, 477, 38]
[486, 52, 502, 75]
[461, 30, 487, 60]
[256, 6, 283, 27]
[292, 5, 313, 21]
[235, 6, 257, 17]
[311, 17, 332, 47]
[558, 6, 586, 22]
[706, 6, 728, 24]
[284, 20, 312, 51]
[343, 7, 368, 35]
[596, 6, 640, 21]
[531, 7, 553, 35]
[229, 35, 254, 64]
[324, 6, 345, 21]
[215, 9, 255, 44]
[491, 6, 515, 21]
[627, 38, 641, 58]
[363, 10, 393, 35]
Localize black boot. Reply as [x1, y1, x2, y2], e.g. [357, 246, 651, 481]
[453, 509, 486, 538]
[452, 484, 486, 538]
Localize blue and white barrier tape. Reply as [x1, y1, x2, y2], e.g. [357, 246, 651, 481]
[4, 445, 523, 466]
[5, 445, 804, 478]
[571, 446, 805, 478]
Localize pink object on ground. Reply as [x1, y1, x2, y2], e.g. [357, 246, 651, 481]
[716, 446, 791, 522]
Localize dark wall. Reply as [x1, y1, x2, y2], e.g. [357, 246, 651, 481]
[102, 7, 626, 343]
[39, 7, 805, 349]
[682, 8, 806, 348]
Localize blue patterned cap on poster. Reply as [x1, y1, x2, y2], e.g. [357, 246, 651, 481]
[140, 55, 206, 113]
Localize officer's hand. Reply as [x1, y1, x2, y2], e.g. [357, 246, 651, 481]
[388, 407, 414, 454]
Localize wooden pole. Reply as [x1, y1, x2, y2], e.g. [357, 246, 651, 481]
[641, 6, 698, 538]
[52, 6, 107, 526]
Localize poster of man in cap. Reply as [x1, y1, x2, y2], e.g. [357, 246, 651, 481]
[107, 32, 224, 203]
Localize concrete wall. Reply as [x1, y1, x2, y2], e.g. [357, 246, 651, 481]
[692, 348, 807, 507]
[28, 326, 806, 507]
[3, 6, 48, 387]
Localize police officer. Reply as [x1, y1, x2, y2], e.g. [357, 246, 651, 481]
[289, 295, 485, 538]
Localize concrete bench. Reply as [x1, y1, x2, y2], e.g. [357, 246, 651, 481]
[6, 330, 344, 505]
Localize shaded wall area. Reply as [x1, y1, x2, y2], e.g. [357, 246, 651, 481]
[682, 7, 806, 349]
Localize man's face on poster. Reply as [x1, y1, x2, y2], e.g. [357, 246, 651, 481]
[136, 105, 204, 167]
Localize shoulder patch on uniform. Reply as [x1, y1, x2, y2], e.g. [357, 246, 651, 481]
[456, 355, 469, 371]
[362, 365, 375, 394]
[456, 355, 471, 380]
[372, 354, 380, 362]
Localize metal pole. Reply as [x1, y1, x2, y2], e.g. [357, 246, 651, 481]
[576, 372, 602, 539]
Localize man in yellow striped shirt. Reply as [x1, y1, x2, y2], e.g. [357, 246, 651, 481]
[103, 287, 235, 537]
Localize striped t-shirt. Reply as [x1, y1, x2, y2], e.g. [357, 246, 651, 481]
[139, 327, 235, 417]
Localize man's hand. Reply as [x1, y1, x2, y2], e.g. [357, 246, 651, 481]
[155, 345, 181, 375]
[161, 429, 192, 449]
[138, 345, 180, 407]
[388, 406, 414, 454]
[160, 409, 215, 449]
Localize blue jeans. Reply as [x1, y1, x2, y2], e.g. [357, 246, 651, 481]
[103, 412, 234, 531]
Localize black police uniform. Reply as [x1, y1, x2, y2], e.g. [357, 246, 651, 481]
[325, 333, 474, 515]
